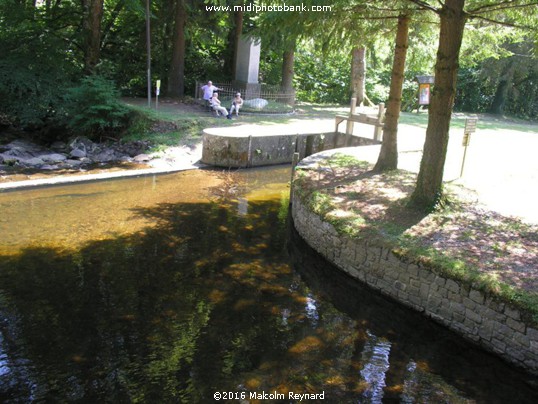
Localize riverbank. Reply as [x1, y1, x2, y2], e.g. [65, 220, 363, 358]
[290, 148, 538, 376]
[0, 137, 204, 190]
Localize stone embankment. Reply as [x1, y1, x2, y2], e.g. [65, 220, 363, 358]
[0, 137, 151, 172]
[291, 159, 538, 377]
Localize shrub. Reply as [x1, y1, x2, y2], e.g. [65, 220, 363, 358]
[0, 55, 72, 132]
[64, 75, 131, 140]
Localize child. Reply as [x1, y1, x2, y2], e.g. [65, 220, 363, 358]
[229, 92, 243, 117]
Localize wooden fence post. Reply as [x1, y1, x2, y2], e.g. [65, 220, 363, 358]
[345, 97, 357, 145]
[374, 102, 385, 141]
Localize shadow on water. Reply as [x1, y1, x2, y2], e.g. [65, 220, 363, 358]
[0, 196, 293, 402]
[0, 170, 537, 403]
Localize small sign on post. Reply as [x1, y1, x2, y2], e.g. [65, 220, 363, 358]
[460, 117, 477, 177]
[415, 75, 435, 112]
[155, 79, 161, 110]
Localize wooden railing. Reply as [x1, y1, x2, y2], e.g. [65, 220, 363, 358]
[335, 98, 385, 143]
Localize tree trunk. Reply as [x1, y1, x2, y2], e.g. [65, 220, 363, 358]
[168, 0, 187, 97]
[409, 0, 467, 209]
[232, 9, 244, 79]
[350, 46, 366, 106]
[488, 61, 515, 115]
[281, 41, 296, 105]
[82, 0, 104, 73]
[225, 7, 244, 78]
[374, 14, 410, 172]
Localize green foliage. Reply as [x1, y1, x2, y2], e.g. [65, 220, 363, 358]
[455, 38, 538, 119]
[0, 0, 78, 132]
[1, 0, 537, 141]
[294, 47, 351, 104]
[455, 66, 497, 112]
[0, 56, 70, 129]
[64, 76, 132, 140]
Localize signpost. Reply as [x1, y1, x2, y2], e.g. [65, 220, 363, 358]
[155, 79, 161, 110]
[460, 118, 477, 177]
[415, 75, 434, 112]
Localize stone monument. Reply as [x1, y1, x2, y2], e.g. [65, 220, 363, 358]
[233, 37, 261, 98]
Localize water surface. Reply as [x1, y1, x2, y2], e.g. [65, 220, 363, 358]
[0, 167, 536, 403]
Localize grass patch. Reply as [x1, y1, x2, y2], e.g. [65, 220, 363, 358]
[327, 153, 370, 169]
[398, 111, 538, 133]
[122, 104, 231, 150]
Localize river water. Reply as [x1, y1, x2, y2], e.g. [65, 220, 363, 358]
[0, 167, 536, 403]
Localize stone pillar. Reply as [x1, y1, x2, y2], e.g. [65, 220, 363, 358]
[233, 37, 261, 98]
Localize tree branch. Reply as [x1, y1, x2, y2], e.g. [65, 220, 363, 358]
[468, 14, 535, 29]
[405, 0, 440, 14]
[468, 0, 538, 14]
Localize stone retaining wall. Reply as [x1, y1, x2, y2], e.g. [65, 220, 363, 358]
[201, 129, 379, 168]
[291, 192, 538, 376]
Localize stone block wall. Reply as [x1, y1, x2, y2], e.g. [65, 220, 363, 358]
[291, 193, 538, 376]
[201, 130, 379, 168]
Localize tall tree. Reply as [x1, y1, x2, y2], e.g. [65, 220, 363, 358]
[224, 1, 244, 78]
[168, 0, 187, 97]
[281, 38, 296, 104]
[408, 0, 538, 209]
[487, 60, 515, 115]
[350, 46, 367, 106]
[409, 0, 467, 208]
[82, 0, 105, 73]
[374, 13, 410, 172]
[252, 0, 336, 101]
[232, 8, 244, 78]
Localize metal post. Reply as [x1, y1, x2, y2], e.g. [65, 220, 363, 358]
[291, 152, 300, 180]
[460, 118, 477, 177]
[247, 135, 252, 168]
[460, 143, 468, 177]
[146, 0, 152, 108]
[155, 80, 161, 110]
[290, 152, 300, 204]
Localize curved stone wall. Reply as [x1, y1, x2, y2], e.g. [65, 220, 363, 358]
[201, 126, 379, 168]
[291, 190, 538, 376]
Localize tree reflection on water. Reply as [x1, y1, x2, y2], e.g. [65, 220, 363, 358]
[0, 168, 537, 403]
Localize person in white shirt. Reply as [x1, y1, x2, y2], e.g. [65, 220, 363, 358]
[201, 81, 221, 101]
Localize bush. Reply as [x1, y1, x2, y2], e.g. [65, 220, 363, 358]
[0, 56, 72, 132]
[64, 75, 132, 140]
[294, 49, 350, 104]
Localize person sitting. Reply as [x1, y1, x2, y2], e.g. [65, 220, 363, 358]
[229, 92, 243, 117]
[210, 92, 231, 119]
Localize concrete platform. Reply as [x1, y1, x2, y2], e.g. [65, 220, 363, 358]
[201, 123, 380, 168]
